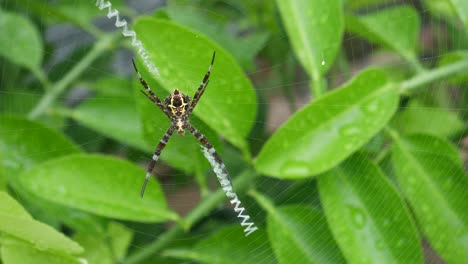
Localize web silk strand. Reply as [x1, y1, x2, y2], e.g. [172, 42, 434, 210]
[95, 0, 159, 75]
[201, 146, 258, 236]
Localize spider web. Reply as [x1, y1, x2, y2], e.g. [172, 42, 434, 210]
[0, 0, 466, 263]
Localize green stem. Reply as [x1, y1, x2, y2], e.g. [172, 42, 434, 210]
[31, 68, 52, 91]
[400, 59, 468, 94]
[28, 33, 119, 119]
[123, 169, 257, 264]
[311, 75, 325, 98]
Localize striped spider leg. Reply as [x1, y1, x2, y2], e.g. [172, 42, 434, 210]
[133, 52, 220, 197]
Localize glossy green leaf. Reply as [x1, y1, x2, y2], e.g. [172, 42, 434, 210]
[0, 192, 83, 255]
[133, 73, 221, 174]
[266, 205, 345, 263]
[0, 8, 43, 71]
[164, 4, 269, 70]
[1, 237, 83, 264]
[71, 97, 152, 152]
[346, 5, 420, 63]
[318, 154, 422, 264]
[449, 0, 468, 27]
[392, 134, 468, 263]
[0, 115, 81, 180]
[134, 18, 257, 151]
[255, 68, 399, 178]
[276, 0, 344, 79]
[391, 100, 464, 137]
[0, 191, 31, 219]
[163, 226, 276, 264]
[18, 154, 178, 222]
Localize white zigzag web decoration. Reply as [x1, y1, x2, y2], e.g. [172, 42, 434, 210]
[201, 146, 258, 236]
[95, 0, 159, 75]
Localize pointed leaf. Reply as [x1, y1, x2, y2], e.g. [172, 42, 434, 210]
[346, 5, 420, 62]
[0, 8, 43, 71]
[0, 192, 83, 255]
[71, 97, 152, 152]
[255, 69, 398, 178]
[134, 18, 257, 151]
[319, 154, 422, 264]
[276, 0, 344, 79]
[18, 154, 178, 222]
[392, 134, 468, 263]
[163, 226, 276, 264]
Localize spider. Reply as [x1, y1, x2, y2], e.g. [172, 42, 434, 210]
[132, 52, 224, 197]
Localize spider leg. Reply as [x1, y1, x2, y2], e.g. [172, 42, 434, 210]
[186, 123, 232, 183]
[132, 59, 171, 118]
[141, 125, 175, 197]
[189, 51, 216, 114]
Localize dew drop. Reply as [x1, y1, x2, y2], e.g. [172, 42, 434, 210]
[348, 205, 366, 228]
[280, 161, 311, 178]
[383, 219, 391, 227]
[376, 240, 385, 250]
[340, 124, 361, 137]
[396, 239, 405, 247]
[364, 101, 379, 114]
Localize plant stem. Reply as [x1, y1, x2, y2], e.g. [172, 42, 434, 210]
[28, 33, 119, 119]
[31, 68, 52, 91]
[311, 75, 325, 98]
[400, 59, 468, 94]
[123, 169, 257, 264]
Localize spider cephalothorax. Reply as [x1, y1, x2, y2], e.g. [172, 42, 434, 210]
[132, 52, 218, 196]
[164, 89, 191, 135]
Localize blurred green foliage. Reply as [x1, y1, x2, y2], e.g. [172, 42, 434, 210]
[0, 0, 467, 263]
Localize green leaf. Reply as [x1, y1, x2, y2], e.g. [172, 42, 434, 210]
[70, 97, 152, 152]
[255, 68, 399, 178]
[73, 222, 133, 264]
[346, 5, 420, 64]
[134, 18, 257, 151]
[18, 154, 178, 222]
[266, 205, 345, 263]
[1, 237, 83, 264]
[276, 0, 344, 82]
[399, 133, 463, 166]
[0, 191, 31, 219]
[108, 222, 133, 260]
[163, 226, 276, 264]
[448, 0, 468, 28]
[318, 154, 422, 264]
[391, 133, 468, 263]
[0, 115, 81, 180]
[391, 100, 464, 137]
[0, 8, 43, 71]
[89, 76, 133, 97]
[438, 51, 468, 83]
[0, 192, 83, 255]
[164, 5, 269, 70]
